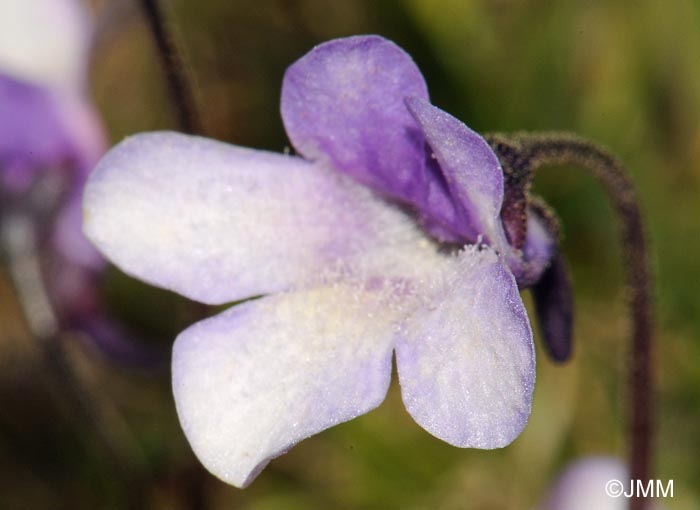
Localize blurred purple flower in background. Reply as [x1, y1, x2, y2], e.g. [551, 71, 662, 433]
[0, 0, 154, 363]
[83, 36, 560, 486]
[542, 457, 630, 510]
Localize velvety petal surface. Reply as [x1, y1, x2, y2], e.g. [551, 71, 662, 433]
[396, 247, 535, 448]
[281, 35, 436, 207]
[84, 132, 441, 305]
[405, 98, 505, 245]
[172, 284, 399, 487]
[0, 0, 91, 91]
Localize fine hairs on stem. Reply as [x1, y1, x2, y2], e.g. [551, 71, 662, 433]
[137, 0, 202, 134]
[490, 133, 654, 510]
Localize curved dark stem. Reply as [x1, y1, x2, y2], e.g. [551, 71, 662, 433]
[137, 0, 202, 134]
[505, 133, 653, 510]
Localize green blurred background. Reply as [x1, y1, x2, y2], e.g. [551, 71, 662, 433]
[1, 0, 698, 508]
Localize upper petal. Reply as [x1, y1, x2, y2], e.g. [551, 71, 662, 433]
[172, 284, 398, 487]
[83, 132, 441, 305]
[405, 98, 505, 245]
[395, 247, 535, 448]
[280, 35, 433, 206]
[0, 0, 91, 92]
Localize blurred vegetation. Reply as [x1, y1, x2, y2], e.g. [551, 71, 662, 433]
[1, 0, 698, 508]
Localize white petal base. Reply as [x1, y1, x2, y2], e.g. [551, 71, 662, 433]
[172, 283, 400, 487]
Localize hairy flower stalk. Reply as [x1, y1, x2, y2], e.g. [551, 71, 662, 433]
[486, 133, 654, 510]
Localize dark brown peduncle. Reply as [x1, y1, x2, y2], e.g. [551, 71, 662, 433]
[506, 132, 654, 510]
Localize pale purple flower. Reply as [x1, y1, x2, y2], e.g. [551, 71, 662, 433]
[0, 0, 156, 363]
[83, 35, 557, 486]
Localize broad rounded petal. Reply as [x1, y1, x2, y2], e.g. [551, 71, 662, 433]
[172, 285, 398, 487]
[396, 247, 535, 448]
[0, 0, 91, 91]
[405, 97, 504, 244]
[281, 35, 431, 205]
[84, 132, 439, 304]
